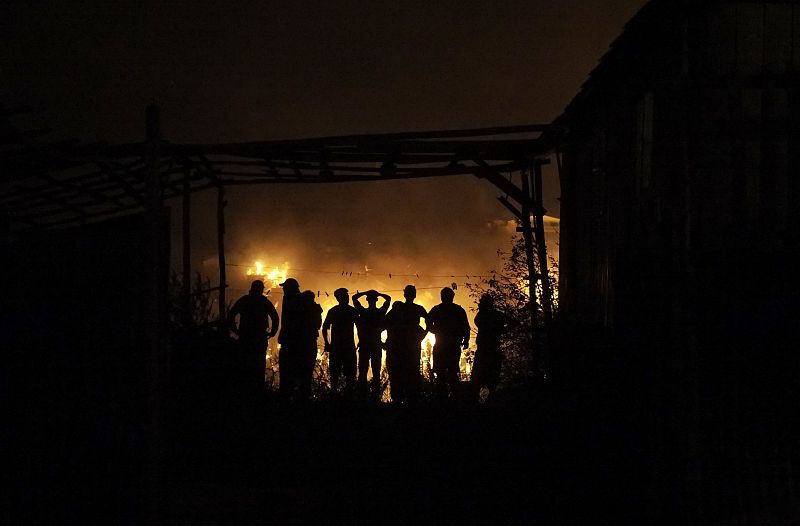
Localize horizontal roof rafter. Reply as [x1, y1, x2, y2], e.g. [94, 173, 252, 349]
[2, 123, 555, 231]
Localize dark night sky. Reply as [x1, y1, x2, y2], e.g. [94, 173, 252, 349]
[3, 0, 647, 306]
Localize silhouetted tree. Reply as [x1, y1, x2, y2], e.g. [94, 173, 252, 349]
[466, 230, 558, 385]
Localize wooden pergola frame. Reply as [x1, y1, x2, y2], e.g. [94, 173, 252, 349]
[2, 105, 559, 334]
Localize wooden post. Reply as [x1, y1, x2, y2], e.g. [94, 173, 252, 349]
[217, 183, 227, 323]
[520, 167, 539, 346]
[532, 159, 554, 327]
[182, 169, 192, 325]
[486, 161, 541, 352]
[145, 102, 164, 524]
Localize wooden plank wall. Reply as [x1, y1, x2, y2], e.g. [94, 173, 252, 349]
[558, 2, 799, 523]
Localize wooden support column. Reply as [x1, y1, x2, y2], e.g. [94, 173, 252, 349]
[519, 167, 540, 347]
[479, 158, 546, 353]
[182, 168, 192, 325]
[216, 183, 227, 323]
[532, 159, 554, 327]
[145, 102, 164, 524]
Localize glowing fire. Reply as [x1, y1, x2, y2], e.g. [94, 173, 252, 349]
[246, 260, 289, 289]
[422, 332, 436, 352]
[250, 261, 480, 396]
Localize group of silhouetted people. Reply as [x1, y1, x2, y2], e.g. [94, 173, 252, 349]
[227, 278, 508, 403]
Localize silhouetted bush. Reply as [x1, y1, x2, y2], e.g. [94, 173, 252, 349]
[466, 230, 559, 385]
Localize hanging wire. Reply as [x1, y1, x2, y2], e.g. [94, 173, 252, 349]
[225, 262, 488, 280]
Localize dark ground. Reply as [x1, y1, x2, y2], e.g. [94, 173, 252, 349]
[8, 322, 796, 525]
[161, 379, 643, 526]
[10, 356, 796, 525]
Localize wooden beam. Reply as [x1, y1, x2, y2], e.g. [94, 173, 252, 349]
[97, 161, 148, 207]
[0, 171, 126, 208]
[0, 157, 88, 183]
[168, 124, 551, 154]
[174, 140, 538, 164]
[39, 173, 126, 208]
[13, 185, 88, 219]
[182, 168, 192, 326]
[472, 159, 529, 206]
[216, 183, 227, 323]
[0, 158, 147, 205]
[497, 196, 523, 219]
[2, 123, 556, 230]
[217, 164, 514, 185]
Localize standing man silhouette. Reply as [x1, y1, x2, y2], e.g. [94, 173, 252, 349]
[278, 278, 304, 399]
[298, 290, 323, 399]
[323, 288, 359, 397]
[353, 289, 391, 399]
[227, 279, 279, 391]
[427, 287, 470, 400]
[470, 294, 509, 403]
[385, 285, 427, 403]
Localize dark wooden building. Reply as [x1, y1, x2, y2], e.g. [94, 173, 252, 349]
[556, 1, 798, 522]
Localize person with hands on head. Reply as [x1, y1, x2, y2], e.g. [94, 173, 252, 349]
[353, 289, 391, 399]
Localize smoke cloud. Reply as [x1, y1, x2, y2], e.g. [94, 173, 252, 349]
[178, 172, 559, 314]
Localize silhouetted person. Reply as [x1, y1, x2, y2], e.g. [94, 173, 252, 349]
[298, 290, 323, 399]
[353, 289, 391, 399]
[278, 278, 304, 400]
[384, 285, 427, 403]
[427, 287, 470, 400]
[227, 280, 279, 390]
[471, 294, 509, 403]
[323, 288, 358, 397]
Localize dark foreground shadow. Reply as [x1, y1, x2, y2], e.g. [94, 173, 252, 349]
[164, 372, 643, 525]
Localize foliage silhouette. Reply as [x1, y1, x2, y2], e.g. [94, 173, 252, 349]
[466, 228, 559, 386]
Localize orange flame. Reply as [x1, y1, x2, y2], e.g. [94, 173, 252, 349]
[246, 260, 289, 289]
